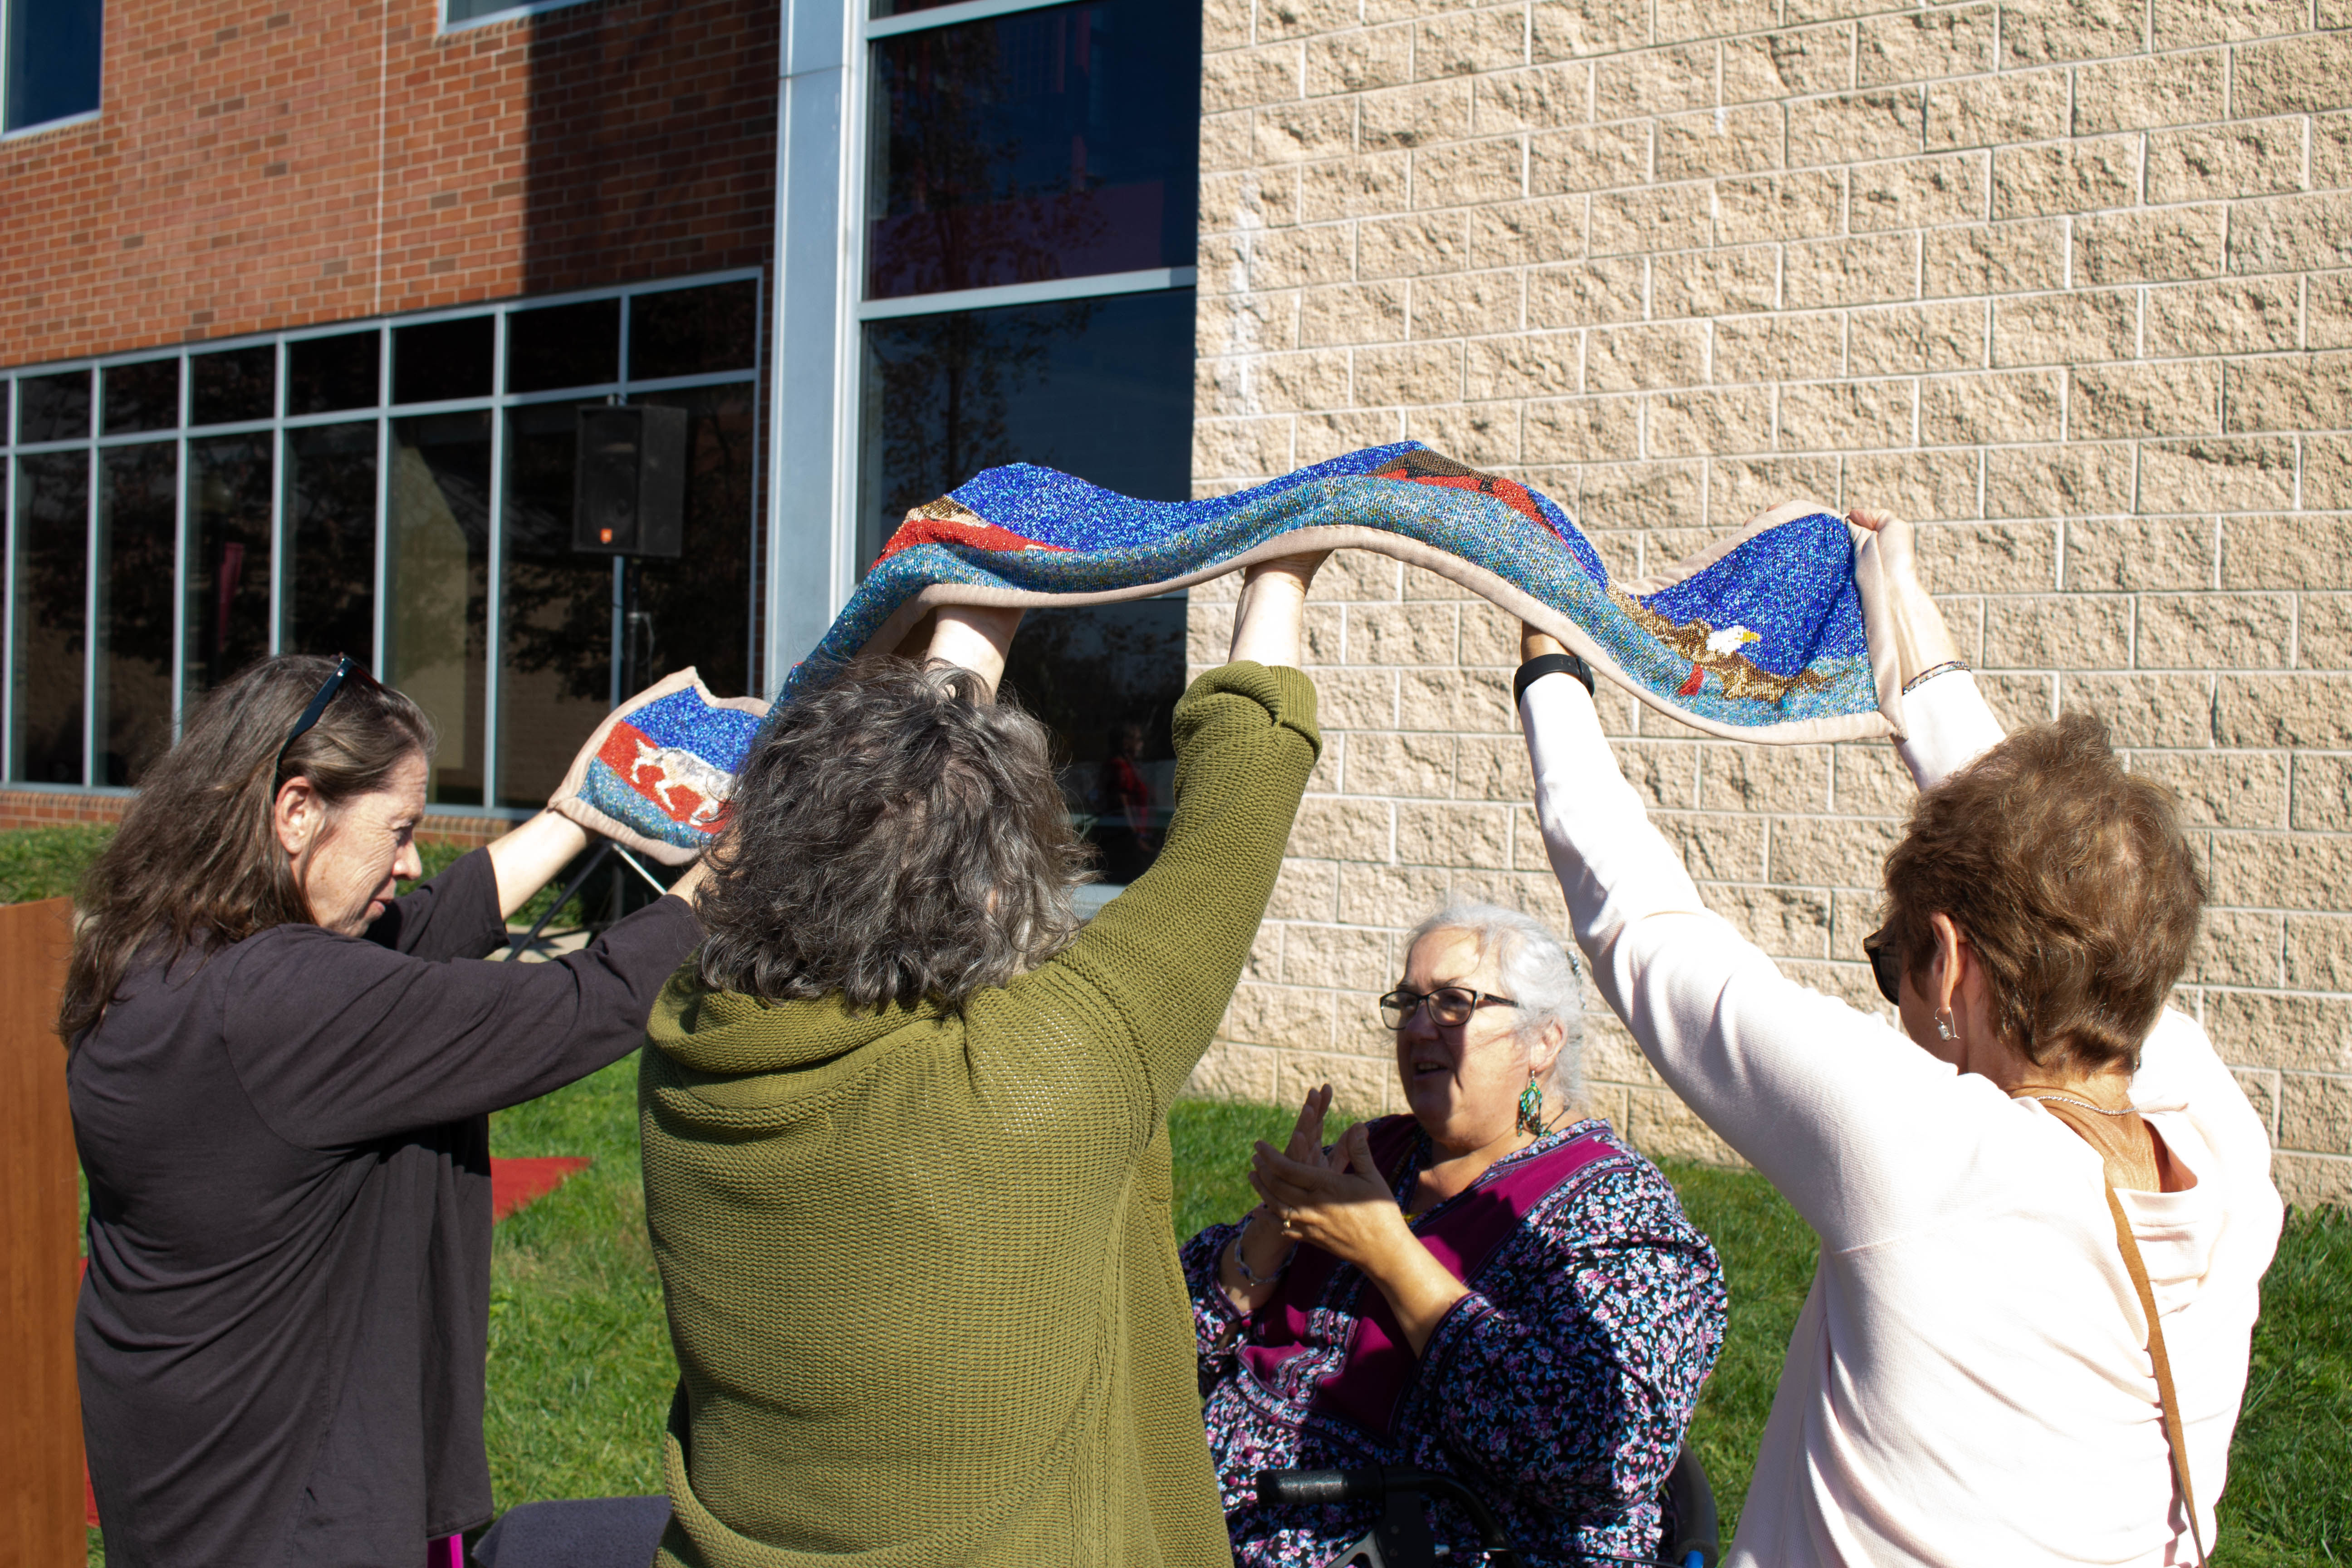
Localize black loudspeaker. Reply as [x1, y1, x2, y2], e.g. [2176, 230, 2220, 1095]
[573, 404, 688, 557]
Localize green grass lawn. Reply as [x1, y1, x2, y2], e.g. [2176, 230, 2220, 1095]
[471, 1072, 2348, 1562]
[18, 801, 2341, 1564]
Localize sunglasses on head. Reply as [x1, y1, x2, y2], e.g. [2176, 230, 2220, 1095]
[273, 655, 372, 786]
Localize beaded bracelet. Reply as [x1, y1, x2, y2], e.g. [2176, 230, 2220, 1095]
[1233, 1210, 1298, 1289]
[1901, 659, 1972, 695]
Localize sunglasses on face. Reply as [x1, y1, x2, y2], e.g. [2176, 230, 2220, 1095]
[1862, 927, 1902, 1007]
[1377, 985, 1520, 1032]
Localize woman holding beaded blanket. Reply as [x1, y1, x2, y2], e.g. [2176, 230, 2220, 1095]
[1184, 902, 1725, 1567]
[1514, 507, 2283, 1565]
[638, 559, 1329, 1567]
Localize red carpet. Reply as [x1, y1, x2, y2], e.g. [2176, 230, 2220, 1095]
[491, 1156, 593, 1220]
[81, 1156, 593, 1529]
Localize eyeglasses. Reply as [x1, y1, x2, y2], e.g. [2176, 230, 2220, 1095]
[1862, 926, 1902, 1007]
[1378, 986, 1520, 1031]
[273, 654, 360, 786]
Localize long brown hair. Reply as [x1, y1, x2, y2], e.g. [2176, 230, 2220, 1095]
[59, 655, 435, 1045]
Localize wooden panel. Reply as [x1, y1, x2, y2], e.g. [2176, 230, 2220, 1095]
[0, 898, 83, 1567]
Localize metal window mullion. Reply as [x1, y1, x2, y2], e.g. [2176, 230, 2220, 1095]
[864, 0, 1073, 41]
[612, 299, 631, 710]
[833, 0, 871, 623]
[170, 429, 188, 741]
[83, 434, 98, 789]
[482, 313, 507, 809]
[2, 432, 15, 780]
[269, 334, 288, 656]
[372, 412, 390, 680]
[171, 350, 193, 737]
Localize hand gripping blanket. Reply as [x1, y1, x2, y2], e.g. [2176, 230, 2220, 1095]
[782, 442, 1922, 745]
[551, 669, 771, 864]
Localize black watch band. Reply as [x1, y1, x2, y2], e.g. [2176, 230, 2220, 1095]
[1514, 651, 1596, 706]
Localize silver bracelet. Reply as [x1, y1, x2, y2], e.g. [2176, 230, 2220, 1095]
[1233, 1211, 1296, 1289]
[1901, 659, 1971, 695]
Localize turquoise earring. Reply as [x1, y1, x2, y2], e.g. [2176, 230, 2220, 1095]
[1516, 1073, 1544, 1135]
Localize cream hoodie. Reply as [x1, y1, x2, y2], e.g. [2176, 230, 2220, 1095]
[1521, 667, 2283, 1567]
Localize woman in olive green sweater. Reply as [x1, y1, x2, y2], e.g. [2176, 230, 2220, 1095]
[639, 559, 1328, 1568]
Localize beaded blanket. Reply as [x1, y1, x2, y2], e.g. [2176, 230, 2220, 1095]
[782, 442, 1915, 745]
[550, 669, 771, 864]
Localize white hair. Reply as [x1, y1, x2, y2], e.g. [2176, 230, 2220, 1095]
[1406, 902, 1586, 1108]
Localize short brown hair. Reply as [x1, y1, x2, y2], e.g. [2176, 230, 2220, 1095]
[60, 655, 435, 1044]
[1881, 712, 2205, 1075]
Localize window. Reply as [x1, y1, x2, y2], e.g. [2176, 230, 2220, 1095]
[855, 0, 1201, 900]
[1, 274, 764, 804]
[442, 0, 597, 31]
[2, 0, 103, 136]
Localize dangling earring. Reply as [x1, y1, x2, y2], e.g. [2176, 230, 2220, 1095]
[1516, 1072, 1544, 1135]
[1935, 1009, 1957, 1041]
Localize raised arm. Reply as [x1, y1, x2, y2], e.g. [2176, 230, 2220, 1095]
[1519, 510, 2010, 1247]
[1035, 559, 1327, 1110]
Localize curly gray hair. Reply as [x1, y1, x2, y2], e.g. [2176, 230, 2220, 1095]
[695, 660, 1094, 1011]
[1405, 902, 1586, 1107]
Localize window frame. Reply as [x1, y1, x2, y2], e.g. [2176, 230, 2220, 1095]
[0, 269, 766, 811]
[0, 0, 105, 141]
[438, 0, 600, 35]
[833, 0, 1200, 570]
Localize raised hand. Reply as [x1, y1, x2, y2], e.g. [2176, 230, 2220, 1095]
[1250, 1122, 1470, 1356]
[924, 603, 1025, 698]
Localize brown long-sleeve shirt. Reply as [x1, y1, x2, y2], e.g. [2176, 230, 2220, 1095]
[70, 849, 701, 1568]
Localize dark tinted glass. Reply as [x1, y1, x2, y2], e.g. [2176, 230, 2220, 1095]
[866, 0, 1200, 299]
[393, 316, 495, 406]
[192, 346, 276, 426]
[871, 0, 959, 14]
[284, 422, 377, 665]
[632, 384, 757, 701]
[508, 299, 620, 393]
[97, 443, 179, 786]
[18, 371, 92, 442]
[187, 435, 274, 699]
[9, 453, 89, 784]
[858, 287, 1194, 565]
[627, 282, 758, 381]
[386, 413, 490, 805]
[496, 402, 612, 808]
[1000, 598, 1185, 888]
[103, 358, 180, 435]
[0, 382, 10, 442]
[288, 330, 381, 415]
[3, 0, 103, 133]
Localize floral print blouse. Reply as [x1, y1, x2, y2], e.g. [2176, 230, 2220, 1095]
[1180, 1117, 1726, 1568]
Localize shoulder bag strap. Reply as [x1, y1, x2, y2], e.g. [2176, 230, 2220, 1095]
[2020, 1089, 2208, 1563]
[2103, 1181, 2209, 1566]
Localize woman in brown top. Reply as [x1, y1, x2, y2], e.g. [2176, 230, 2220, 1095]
[65, 654, 711, 1568]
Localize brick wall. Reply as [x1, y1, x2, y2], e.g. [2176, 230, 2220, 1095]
[1185, 0, 2352, 1205]
[0, 0, 775, 365]
[0, 790, 504, 848]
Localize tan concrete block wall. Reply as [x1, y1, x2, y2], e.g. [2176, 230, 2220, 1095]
[1186, 0, 2352, 1204]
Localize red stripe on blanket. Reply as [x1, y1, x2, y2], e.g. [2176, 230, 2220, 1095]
[877, 516, 1069, 563]
[1373, 465, 1556, 536]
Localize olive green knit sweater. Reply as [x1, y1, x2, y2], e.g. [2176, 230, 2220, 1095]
[639, 663, 1319, 1568]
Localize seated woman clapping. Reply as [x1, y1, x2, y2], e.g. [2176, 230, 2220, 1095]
[1184, 904, 1725, 1568]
